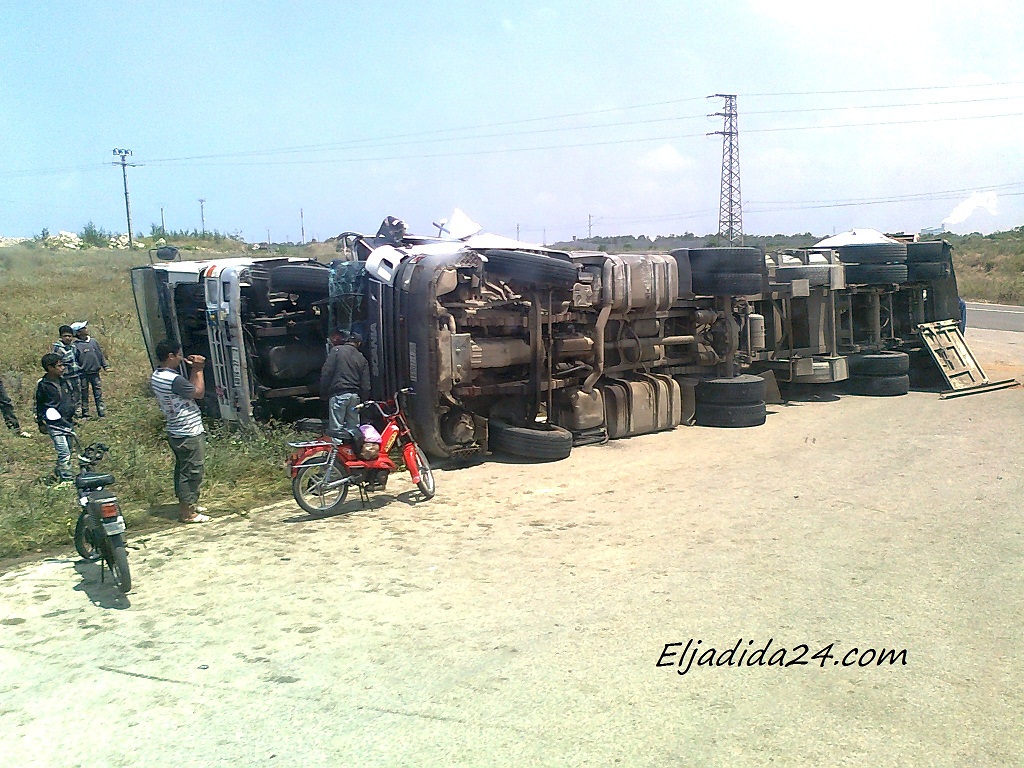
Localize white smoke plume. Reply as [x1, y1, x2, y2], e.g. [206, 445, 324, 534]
[942, 192, 999, 229]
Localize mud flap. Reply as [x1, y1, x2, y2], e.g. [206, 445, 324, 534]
[917, 320, 1019, 398]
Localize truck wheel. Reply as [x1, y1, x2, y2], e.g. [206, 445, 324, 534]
[846, 374, 910, 396]
[688, 247, 764, 273]
[483, 250, 578, 288]
[488, 419, 573, 461]
[268, 264, 330, 294]
[691, 271, 764, 296]
[848, 351, 910, 376]
[775, 264, 831, 286]
[906, 241, 947, 263]
[907, 261, 951, 281]
[694, 401, 767, 428]
[695, 374, 766, 405]
[836, 243, 908, 264]
[843, 264, 908, 285]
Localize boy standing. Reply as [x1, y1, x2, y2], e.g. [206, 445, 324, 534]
[151, 339, 211, 523]
[72, 321, 110, 417]
[52, 325, 83, 418]
[34, 353, 76, 482]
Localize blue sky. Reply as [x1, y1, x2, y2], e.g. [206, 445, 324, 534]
[1, 0, 1023, 243]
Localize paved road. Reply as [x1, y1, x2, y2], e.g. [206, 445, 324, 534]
[1, 338, 1023, 767]
[966, 302, 1024, 332]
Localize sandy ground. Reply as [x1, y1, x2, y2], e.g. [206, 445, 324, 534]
[1, 332, 1022, 767]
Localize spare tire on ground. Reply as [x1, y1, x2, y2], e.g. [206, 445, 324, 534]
[848, 351, 910, 377]
[488, 418, 573, 461]
[695, 374, 766, 405]
[694, 401, 767, 428]
[845, 374, 910, 397]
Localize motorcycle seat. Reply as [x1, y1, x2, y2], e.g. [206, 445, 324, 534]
[76, 472, 114, 490]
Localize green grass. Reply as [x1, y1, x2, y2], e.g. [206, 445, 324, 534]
[0, 243, 297, 559]
[2, 228, 1023, 558]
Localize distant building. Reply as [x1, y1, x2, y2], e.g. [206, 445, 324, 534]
[920, 226, 944, 236]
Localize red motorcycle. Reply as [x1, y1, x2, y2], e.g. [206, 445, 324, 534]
[286, 393, 435, 514]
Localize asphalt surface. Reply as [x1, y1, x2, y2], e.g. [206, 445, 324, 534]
[966, 301, 1024, 332]
[1, 332, 1022, 767]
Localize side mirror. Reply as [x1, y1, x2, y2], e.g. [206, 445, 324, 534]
[156, 245, 180, 261]
[45, 407, 63, 422]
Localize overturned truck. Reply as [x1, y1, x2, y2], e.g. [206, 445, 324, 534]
[131, 219, 966, 460]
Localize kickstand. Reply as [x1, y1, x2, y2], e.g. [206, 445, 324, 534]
[357, 484, 368, 508]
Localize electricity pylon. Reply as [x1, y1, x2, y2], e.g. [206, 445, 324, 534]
[708, 95, 742, 246]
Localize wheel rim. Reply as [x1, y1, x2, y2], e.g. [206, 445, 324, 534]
[298, 462, 348, 511]
[415, 447, 435, 496]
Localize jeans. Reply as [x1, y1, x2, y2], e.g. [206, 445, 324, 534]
[80, 372, 105, 416]
[328, 393, 361, 440]
[167, 433, 205, 505]
[63, 375, 82, 417]
[0, 377, 20, 431]
[47, 428, 73, 480]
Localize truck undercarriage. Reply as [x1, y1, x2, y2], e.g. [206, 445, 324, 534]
[131, 220, 971, 460]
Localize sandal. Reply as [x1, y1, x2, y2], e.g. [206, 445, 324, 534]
[180, 513, 212, 524]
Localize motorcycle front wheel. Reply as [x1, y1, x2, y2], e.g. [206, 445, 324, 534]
[74, 513, 102, 562]
[412, 445, 435, 499]
[107, 533, 131, 594]
[292, 458, 350, 514]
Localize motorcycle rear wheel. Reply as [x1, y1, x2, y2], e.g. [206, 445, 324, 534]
[106, 533, 131, 594]
[292, 457, 350, 514]
[413, 445, 435, 499]
[74, 513, 102, 562]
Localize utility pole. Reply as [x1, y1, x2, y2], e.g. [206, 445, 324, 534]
[588, 214, 593, 239]
[160, 206, 166, 235]
[708, 94, 743, 246]
[198, 199, 206, 235]
[112, 149, 135, 248]
[300, 209, 305, 244]
[516, 224, 520, 240]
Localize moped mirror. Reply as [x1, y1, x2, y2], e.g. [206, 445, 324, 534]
[44, 407, 62, 422]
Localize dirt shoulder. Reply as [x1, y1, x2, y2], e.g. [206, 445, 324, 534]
[1, 335, 1022, 767]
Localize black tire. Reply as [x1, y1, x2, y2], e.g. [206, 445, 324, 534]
[845, 374, 910, 396]
[848, 351, 910, 376]
[412, 445, 435, 499]
[107, 534, 131, 594]
[292, 457, 350, 514]
[269, 263, 330, 294]
[74, 513, 101, 562]
[843, 264, 908, 284]
[689, 247, 764, 274]
[484, 250, 579, 288]
[836, 243, 908, 264]
[907, 261, 951, 281]
[488, 419, 573, 461]
[906, 241, 947, 263]
[775, 264, 831, 286]
[694, 400, 767, 428]
[691, 271, 764, 296]
[695, 374, 766, 405]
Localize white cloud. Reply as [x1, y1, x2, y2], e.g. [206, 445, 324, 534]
[637, 144, 693, 173]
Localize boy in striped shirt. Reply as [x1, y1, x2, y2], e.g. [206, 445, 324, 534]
[151, 339, 210, 523]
